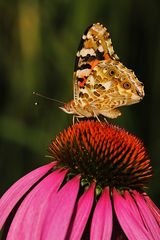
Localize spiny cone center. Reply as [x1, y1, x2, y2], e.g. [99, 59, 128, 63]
[49, 120, 152, 191]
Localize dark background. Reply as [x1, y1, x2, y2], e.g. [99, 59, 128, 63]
[0, 0, 159, 206]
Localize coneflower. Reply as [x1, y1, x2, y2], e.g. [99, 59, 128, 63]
[0, 120, 159, 239]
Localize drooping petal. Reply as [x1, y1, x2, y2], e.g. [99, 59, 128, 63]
[42, 175, 80, 240]
[133, 190, 160, 239]
[113, 189, 152, 240]
[0, 162, 56, 229]
[143, 194, 160, 224]
[124, 191, 144, 225]
[68, 183, 95, 240]
[90, 187, 112, 240]
[7, 170, 67, 240]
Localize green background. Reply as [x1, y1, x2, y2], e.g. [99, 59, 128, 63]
[0, 0, 159, 206]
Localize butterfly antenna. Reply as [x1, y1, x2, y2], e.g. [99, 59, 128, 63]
[33, 92, 65, 105]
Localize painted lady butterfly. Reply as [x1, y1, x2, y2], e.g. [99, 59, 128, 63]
[60, 23, 144, 119]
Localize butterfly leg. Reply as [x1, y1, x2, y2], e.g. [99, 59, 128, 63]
[73, 115, 84, 124]
[73, 115, 80, 124]
[92, 110, 105, 126]
[73, 115, 75, 125]
[104, 118, 108, 123]
[94, 113, 101, 122]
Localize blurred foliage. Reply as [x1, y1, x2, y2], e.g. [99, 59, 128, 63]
[0, 0, 159, 205]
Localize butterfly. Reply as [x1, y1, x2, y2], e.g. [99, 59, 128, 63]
[60, 23, 144, 120]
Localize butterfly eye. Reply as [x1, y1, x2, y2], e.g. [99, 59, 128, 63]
[122, 81, 131, 89]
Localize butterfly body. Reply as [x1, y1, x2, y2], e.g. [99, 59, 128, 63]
[61, 23, 144, 119]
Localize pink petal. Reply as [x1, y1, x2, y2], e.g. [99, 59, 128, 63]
[42, 175, 80, 240]
[124, 191, 144, 225]
[133, 190, 160, 239]
[113, 189, 152, 240]
[7, 170, 67, 240]
[90, 187, 112, 240]
[143, 194, 160, 224]
[0, 162, 56, 229]
[69, 183, 95, 240]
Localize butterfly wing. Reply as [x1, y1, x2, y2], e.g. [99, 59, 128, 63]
[73, 23, 119, 100]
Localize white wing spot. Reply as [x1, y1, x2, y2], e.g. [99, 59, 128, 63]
[88, 75, 95, 85]
[92, 25, 106, 35]
[98, 45, 104, 52]
[103, 81, 112, 90]
[76, 51, 80, 57]
[77, 69, 91, 78]
[79, 48, 96, 57]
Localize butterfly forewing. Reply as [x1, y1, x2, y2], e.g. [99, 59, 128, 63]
[74, 23, 119, 100]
